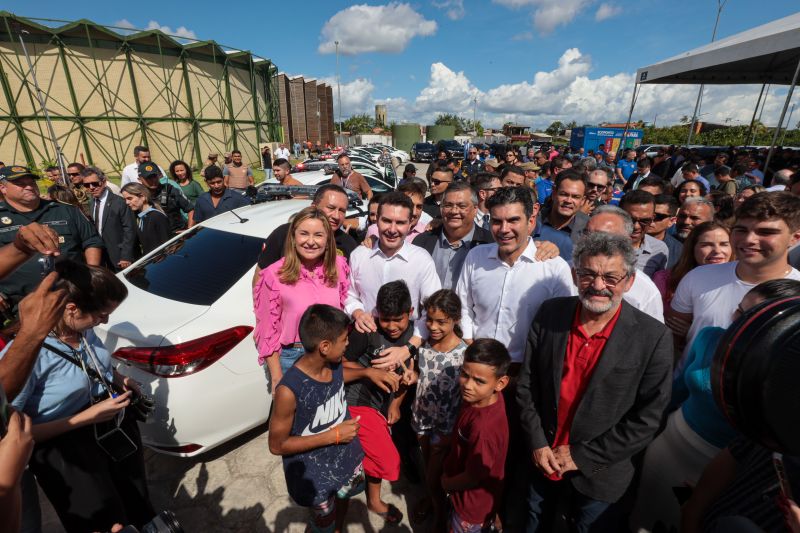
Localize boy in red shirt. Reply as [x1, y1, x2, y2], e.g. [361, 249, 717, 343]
[441, 339, 511, 533]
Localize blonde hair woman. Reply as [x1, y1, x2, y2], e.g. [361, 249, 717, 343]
[252, 206, 350, 391]
[120, 183, 170, 256]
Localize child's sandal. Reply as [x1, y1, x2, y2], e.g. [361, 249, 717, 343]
[374, 503, 403, 525]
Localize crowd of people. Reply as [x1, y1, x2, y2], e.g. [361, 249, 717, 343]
[1, 137, 800, 533]
[254, 141, 800, 533]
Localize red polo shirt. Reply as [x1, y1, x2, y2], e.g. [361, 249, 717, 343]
[553, 303, 622, 448]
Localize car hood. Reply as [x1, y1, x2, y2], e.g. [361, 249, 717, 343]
[95, 280, 210, 353]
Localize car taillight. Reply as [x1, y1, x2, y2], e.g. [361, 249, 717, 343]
[113, 326, 253, 378]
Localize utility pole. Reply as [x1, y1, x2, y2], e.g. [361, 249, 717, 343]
[687, 0, 727, 147]
[780, 103, 795, 145]
[472, 94, 477, 135]
[335, 41, 342, 138]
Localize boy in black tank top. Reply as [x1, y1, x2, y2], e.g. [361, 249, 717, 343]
[268, 304, 400, 532]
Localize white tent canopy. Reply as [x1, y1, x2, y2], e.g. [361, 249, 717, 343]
[636, 12, 800, 85]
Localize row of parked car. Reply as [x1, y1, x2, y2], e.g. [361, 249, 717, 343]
[95, 145, 406, 457]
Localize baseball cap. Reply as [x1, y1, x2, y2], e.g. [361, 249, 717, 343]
[0, 165, 39, 181]
[404, 163, 416, 173]
[521, 162, 541, 172]
[223, 152, 232, 158]
[484, 159, 500, 169]
[138, 162, 161, 178]
[208, 152, 218, 159]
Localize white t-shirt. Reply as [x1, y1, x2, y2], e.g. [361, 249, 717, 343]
[671, 261, 800, 359]
[623, 270, 664, 323]
[120, 162, 166, 187]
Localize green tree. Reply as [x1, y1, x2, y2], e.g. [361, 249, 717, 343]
[464, 119, 484, 136]
[566, 120, 578, 130]
[341, 114, 375, 134]
[434, 113, 471, 135]
[545, 121, 565, 136]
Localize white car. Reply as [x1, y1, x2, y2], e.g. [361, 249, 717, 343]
[95, 196, 365, 457]
[268, 169, 396, 194]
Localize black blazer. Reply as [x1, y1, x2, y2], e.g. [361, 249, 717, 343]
[92, 192, 137, 268]
[137, 209, 171, 256]
[412, 224, 493, 255]
[517, 296, 673, 502]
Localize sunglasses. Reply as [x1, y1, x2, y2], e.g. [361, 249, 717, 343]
[653, 212, 672, 221]
[587, 183, 607, 190]
[68, 172, 81, 177]
[84, 181, 103, 189]
[430, 178, 452, 186]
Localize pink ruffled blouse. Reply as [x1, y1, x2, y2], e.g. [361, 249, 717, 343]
[253, 255, 350, 364]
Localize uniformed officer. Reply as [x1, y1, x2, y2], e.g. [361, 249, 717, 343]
[138, 162, 194, 233]
[0, 165, 104, 313]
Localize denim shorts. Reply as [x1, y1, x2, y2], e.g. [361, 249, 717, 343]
[279, 344, 305, 374]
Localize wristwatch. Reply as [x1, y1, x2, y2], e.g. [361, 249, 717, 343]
[405, 342, 418, 358]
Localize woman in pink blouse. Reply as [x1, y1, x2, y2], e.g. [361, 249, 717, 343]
[253, 206, 350, 391]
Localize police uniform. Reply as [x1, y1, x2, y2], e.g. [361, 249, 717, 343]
[0, 166, 104, 305]
[138, 163, 193, 233]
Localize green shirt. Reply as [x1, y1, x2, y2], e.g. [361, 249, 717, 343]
[0, 200, 104, 304]
[179, 180, 205, 204]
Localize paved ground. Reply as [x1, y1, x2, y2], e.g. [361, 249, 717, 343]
[40, 424, 428, 532]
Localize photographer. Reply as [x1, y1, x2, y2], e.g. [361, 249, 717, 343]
[1, 260, 154, 532]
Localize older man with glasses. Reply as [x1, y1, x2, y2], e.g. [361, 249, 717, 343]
[460, 146, 484, 182]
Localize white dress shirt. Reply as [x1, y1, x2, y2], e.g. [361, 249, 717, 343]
[345, 241, 442, 336]
[275, 147, 291, 160]
[121, 162, 166, 187]
[623, 269, 664, 323]
[93, 189, 110, 235]
[456, 238, 576, 363]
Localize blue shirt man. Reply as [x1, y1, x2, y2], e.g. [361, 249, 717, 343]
[192, 166, 251, 225]
[617, 158, 637, 181]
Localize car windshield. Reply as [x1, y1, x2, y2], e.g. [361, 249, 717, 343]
[125, 227, 264, 306]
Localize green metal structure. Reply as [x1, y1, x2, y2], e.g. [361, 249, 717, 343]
[0, 12, 280, 174]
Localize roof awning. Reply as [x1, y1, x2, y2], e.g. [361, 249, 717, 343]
[636, 12, 800, 85]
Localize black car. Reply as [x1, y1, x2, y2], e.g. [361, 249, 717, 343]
[411, 142, 436, 162]
[437, 139, 464, 160]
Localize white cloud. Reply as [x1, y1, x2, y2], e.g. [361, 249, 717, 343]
[433, 0, 466, 20]
[318, 3, 437, 55]
[492, 0, 592, 34]
[319, 77, 376, 117]
[415, 63, 481, 113]
[113, 19, 198, 40]
[145, 21, 198, 40]
[595, 3, 622, 21]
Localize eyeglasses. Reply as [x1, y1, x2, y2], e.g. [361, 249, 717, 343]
[653, 212, 672, 221]
[84, 181, 103, 189]
[68, 172, 81, 177]
[430, 178, 452, 186]
[587, 183, 607, 191]
[575, 268, 628, 288]
[629, 216, 654, 227]
[469, 151, 478, 155]
[442, 202, 472, 212]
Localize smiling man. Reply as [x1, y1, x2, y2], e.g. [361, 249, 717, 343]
[517, 231, 672, 532]
[667, 192, 800, 365]
[543, 170, 590, 246]
[344, 192, 441, 368]
[456, 186, 575, 367]
[413, 181, 493, 289]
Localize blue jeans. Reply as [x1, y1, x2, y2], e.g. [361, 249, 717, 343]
[279, 345, 305, 374]
[525, 468, 612, 533]
[264, 169, 272, 181]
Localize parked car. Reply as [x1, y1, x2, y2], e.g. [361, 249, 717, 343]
[411, 142, 436, 162]
[95, 193, 368, 457]
[436, 139, 465, 159]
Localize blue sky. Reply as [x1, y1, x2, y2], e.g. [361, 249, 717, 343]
[5, 1, 800, 129]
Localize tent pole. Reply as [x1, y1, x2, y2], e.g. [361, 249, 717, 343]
[763, 56, 800, 182]
[752, 84, 771, 145]
[745, 82, 767, 146]
[621, 81, 639, 160]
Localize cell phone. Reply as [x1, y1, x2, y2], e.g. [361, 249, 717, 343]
[37, 255, 55, 278]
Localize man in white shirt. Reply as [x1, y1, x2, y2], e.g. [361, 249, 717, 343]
[275, 143, 291, 161]
[584, 206, 665, 322]
[456, 186, 575, 365]
[473, 173, 501, 231]
[346, 191, 441, 366]
[120, 146, 166, 187]
[668, 192, 800, 364]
